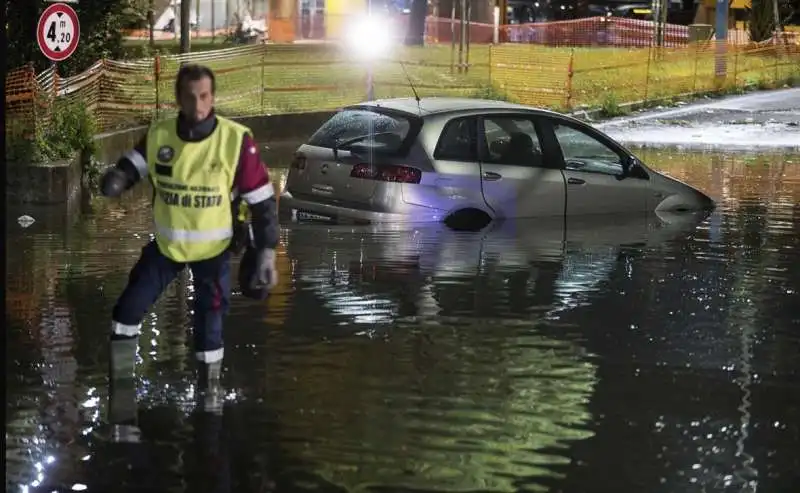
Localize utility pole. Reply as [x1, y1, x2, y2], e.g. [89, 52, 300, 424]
[458, 0, 466, 73]
[450, 2, 456, 73]
[180, 0, 192, 53]
[772, 0, 781, 43]
[653, 0, 668, 47]
[714, 0, 728, 80]
[196, 0, 201, 38]
[465, 0, 471, 74]
[149, 0, 155, 47]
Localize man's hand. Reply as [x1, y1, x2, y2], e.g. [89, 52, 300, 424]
[255, 248, 278, 289]
[100, 167, 131, 197]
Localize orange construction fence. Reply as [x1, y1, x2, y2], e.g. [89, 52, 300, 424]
[6, 37, 800, 137]
[123, 14, 800, 46]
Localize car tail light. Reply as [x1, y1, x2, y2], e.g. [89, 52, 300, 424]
[349, 163, 422, 184]
[291, 155, 306, 170]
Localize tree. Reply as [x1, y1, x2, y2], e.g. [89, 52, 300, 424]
[778, 0, 800, 26]
[5, 0, 147, 75]
[405, 0, 428, 46]
[180, 0, 192, 53]
[748, 0, 775, 42]
[748, 0, 800, 42]
[120, 0, 151, 29]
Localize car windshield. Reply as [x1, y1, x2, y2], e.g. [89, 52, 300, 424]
[308, 109, 416, 155]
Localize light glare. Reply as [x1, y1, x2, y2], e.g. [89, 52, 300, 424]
[346, 14, 395, 60]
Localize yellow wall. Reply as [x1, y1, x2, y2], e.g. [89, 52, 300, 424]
[325, 0, 367, 39]
[694, 5, 747, 27]
[703, 0, 750, 8]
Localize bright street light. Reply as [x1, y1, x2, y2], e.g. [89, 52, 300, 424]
[345, 14, 396, 62]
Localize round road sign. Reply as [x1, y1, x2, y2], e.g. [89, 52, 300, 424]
[37, 3, 81, 62]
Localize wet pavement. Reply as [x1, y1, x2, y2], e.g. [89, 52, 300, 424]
[6, 139, 800, 493]
[598, 88, 800, 150]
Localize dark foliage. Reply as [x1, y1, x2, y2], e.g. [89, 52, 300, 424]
[5, 0, 146, 75]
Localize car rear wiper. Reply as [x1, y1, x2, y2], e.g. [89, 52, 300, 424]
[332, 132, 397, 159]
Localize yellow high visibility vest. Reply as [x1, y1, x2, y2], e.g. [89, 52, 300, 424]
[146, 116, 252, 263]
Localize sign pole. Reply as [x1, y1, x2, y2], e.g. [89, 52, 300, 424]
[52, 61, 58, 99]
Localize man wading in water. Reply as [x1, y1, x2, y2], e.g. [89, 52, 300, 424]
[100, 64, 279, 393]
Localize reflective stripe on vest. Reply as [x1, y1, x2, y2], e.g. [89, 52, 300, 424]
[154, 224, 233, 242]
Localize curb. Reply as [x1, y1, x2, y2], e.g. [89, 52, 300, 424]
[567, 84, 798, 125]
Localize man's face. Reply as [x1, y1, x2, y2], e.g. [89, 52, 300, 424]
[178, 76, 214, 122]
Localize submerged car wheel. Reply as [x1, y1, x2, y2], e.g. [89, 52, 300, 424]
[444, 208, 492, 231]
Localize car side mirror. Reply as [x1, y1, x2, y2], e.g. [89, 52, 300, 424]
[626, 157, 649, 180]
[617, 156, 641, 180]
[615, 158, 632, 181]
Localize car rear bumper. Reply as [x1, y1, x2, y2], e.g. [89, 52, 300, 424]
[280, 192, 446, 223]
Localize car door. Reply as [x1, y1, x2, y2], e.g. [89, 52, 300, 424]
[478, 114, 566, 219]
[541, 118, 650, 216]
[424, 116, 487, 214]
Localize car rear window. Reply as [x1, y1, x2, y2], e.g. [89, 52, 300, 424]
[307, 108, 419, 155]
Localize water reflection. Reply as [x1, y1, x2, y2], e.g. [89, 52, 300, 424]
[285, 210, 708, 326]
[5, 148, 800, 493]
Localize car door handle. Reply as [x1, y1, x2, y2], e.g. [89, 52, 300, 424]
[483, 171, 502, 181]
[567, 177, 586, 185]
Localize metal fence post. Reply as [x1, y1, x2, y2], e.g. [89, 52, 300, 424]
[774, 46, 780, 84]
[29, 63, 39, 138]
[99, 59, 107, 131]
[692, 42, 699, 93]
[154, 56, 161, 119]
[261, 45, 266, 114]
[643, 44, 652, 103]
[489, 44, 493, 88]
[51, 63, 59, 131]
[564, 49, 574, 110]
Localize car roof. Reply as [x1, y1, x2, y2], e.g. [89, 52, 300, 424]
[615, 4, 650, 10]
[350, 97, 562, 118]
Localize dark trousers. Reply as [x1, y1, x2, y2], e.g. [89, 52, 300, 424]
[111, 241, 231, 363]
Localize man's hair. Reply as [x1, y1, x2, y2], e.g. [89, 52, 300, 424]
[175, 64, 216, 97]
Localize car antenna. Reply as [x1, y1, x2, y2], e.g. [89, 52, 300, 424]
[398, 60, 422, 114]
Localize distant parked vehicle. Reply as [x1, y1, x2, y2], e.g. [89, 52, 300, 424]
[280, 97, 715, 226]
[611, 4, 654, 20]
[162, 18, 198, 32]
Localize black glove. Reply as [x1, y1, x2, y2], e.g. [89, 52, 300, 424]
[101, 167, 131, 197]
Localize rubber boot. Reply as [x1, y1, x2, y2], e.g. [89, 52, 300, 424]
[109, 337, 138, 381]
[108, 378, 141, 444]
[198, 361, 222, 384]
[197, 361, 224, 415]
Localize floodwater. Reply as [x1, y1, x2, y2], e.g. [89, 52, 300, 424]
[597, 87, 800, 151]
[5, 145, 800, 493]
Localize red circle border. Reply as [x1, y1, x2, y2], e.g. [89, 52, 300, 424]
[37, 3, 81, 62]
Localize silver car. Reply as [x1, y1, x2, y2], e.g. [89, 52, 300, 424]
[280, 97, 715, 225]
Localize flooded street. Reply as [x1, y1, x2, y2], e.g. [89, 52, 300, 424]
[6, 145, 800, 493]
[598, 88, 800, 151]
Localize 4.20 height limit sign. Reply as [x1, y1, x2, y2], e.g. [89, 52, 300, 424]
[37, 2, 81, 62]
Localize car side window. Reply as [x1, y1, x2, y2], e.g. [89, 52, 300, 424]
[552, 123, 625, 176]
[481, 116, 546, 167]
[435, 117, 478, 161]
